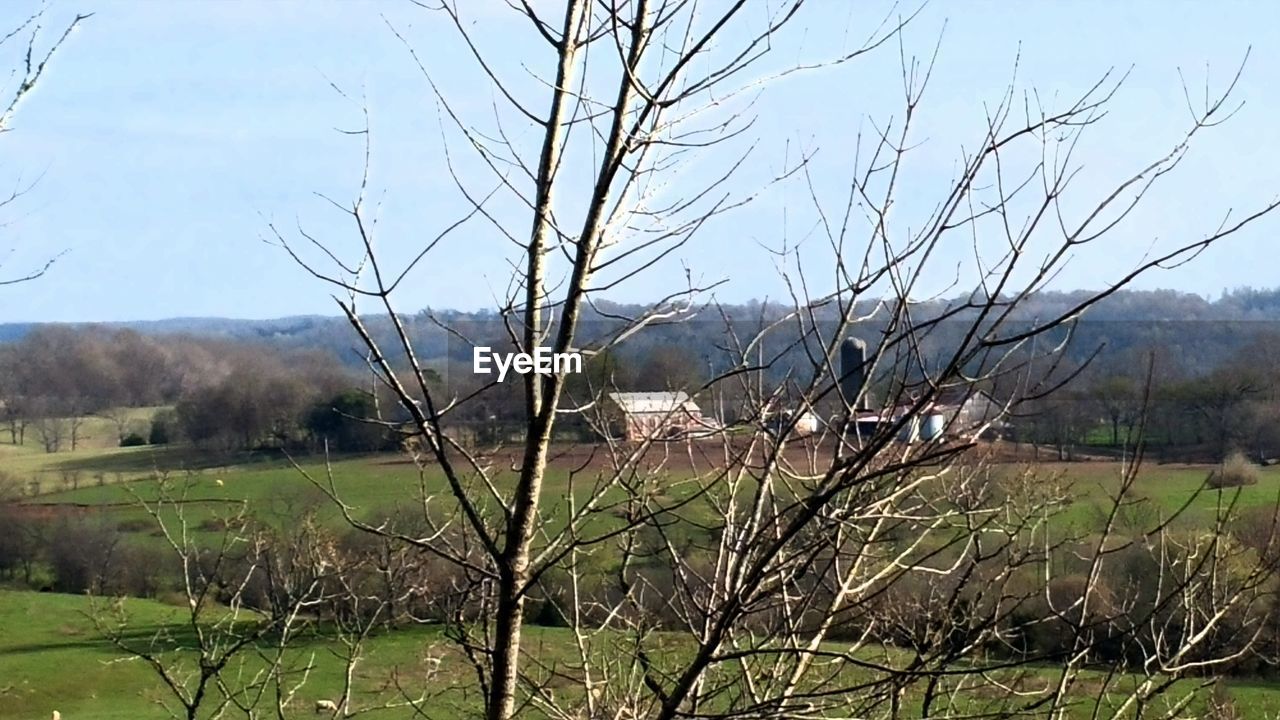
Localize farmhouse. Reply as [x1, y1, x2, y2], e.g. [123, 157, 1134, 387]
[606, 391, 705, 440]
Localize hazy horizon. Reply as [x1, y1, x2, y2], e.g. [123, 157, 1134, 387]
[4, 284, 1280, 327]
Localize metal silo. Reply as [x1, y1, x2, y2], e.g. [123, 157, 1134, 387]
[921, 413, 945, 440]
[839, 337, 869, 411]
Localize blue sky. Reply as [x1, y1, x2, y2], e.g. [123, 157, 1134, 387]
[2, 0, 1278, 322]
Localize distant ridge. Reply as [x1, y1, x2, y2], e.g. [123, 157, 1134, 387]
[7, 287, 1280, 340]
[6, 288, 1280, 375]
[0, 315, 338, 341]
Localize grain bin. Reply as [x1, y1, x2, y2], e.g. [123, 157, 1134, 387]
[921, 413, 945, 440]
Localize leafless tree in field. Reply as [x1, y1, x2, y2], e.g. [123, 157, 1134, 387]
[90, 477, 443, 719]
[90, 479, 319, 720]
[271, 3, 1280, 719]
[0, 5, 88, 286]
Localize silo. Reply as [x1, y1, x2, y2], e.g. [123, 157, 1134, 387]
[921, 413, 945, 441]
[839, 337, 869, 410]
[793, 411, 819, 437]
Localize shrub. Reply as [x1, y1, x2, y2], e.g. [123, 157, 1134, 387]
[197, 517, 229, 532]
[528, 597, 569, 628]
[113, 543, 171, 598]
[1208, 451, 1260, 489]
[1207, 678, 1242, 720]
[305, 390, 393, 452]
[115, 518, 154, 533]
[120, 432, 147, 447]
[0, 504, 42, 584]
[47, 519, 121, 594]
[148, 410, 176, 445]
[1235, 503, 1280, 568]
[156, 589, 191, 607]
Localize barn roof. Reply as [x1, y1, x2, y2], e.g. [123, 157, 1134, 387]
[931, 386, 996, 407]
[608, 391, 701, 415]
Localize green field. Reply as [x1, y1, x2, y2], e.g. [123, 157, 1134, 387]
[8, 443, 1280, 716]
[0, 589, 531, 719]
[0, 407, 172, 493]
[15, 440, 1280, 528]
[5, 587, 1280, 718]
[1021, 459, 1280, 525]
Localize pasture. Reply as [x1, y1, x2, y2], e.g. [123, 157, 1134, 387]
[6, 587, 1280, 718]
[0, 589, 501, 719]
[11, 439, 1280, 543]
[7, 442, 1280, 717]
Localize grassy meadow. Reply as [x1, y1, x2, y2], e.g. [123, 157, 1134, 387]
[7, 439, 1280, 716]
[0, 588, 510, 719]
[6, 587, 1280, 719]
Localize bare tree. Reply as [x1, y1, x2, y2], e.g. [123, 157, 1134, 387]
[30, 396, 66, 453]
[98, 405, 140, 445]
[0, 6, 86, 462]
[90, 480, 307, 720]
[0, 481, 42, 583]
[0, 5, 89, 286]
[261, 3, 1280, 720]
[91, 476, 452, 719]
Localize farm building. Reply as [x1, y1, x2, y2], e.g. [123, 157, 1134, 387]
[932, 388, 1003, 437]
[606, 391, 706, 440]
[848, 390, 1003, 443]
[765, 407, 821, 438]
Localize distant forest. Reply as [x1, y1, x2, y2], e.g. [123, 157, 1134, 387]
[7, 287, 1280, 461]
[8, 287, 1280, 374]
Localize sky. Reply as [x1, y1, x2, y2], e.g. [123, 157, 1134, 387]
[2, 0, 1279, 323]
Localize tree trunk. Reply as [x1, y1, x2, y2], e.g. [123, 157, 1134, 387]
[485, 3, 587, 717]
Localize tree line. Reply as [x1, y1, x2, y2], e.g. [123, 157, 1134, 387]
[1012, 334, 1280, 463]
[9, 287, 1280, 377]
[0, 326, 399, 454]
[10, 319, 1280, 460]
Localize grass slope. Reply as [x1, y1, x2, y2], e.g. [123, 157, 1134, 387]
[0, 589, 499, 719]
[10, 446, 1280, 717]
[6, 589, 1280, 718]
